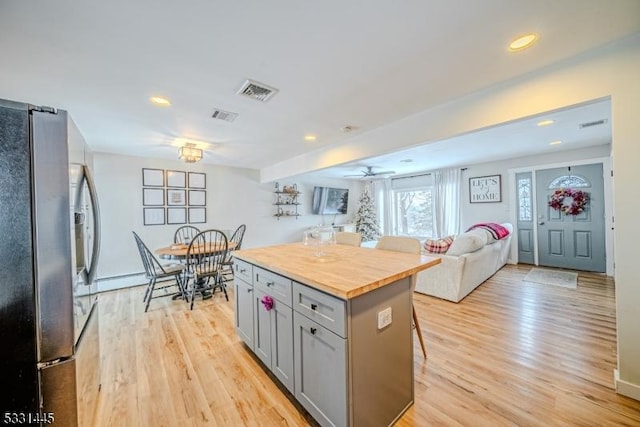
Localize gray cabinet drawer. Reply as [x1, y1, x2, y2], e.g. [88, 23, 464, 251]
[293, 282, 346, 338]
[255, 267, 292, 307]
[233, 258, 253, 284]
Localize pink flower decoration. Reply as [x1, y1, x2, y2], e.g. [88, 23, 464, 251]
[261, 295, 274, 311]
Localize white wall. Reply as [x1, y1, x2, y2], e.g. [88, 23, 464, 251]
[260, 34, 640, 399]
[93, 153, 363, 280]
[459, 145, 611, 228]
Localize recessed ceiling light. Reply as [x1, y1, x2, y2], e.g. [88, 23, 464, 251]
[537, 119, 555, 127]
[550, 140, 562, 145]
[509, 33, 538, 51]
[150, 96, 171, 106]
[304, 134, 317, 141]
[400, 159, 413, 163]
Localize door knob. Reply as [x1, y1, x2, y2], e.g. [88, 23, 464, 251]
[538, 221, 545, 225]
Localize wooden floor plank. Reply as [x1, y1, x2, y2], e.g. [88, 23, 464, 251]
[94, 264, 640, 426]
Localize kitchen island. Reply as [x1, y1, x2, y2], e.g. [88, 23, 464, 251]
[232, 243, 440, 427]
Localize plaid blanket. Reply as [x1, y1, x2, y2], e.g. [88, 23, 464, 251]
[465, 222, 510, 240]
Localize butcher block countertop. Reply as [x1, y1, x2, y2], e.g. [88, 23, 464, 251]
[233, 243, 441, 299]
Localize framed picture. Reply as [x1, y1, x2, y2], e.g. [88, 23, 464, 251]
[167, 189, 186, 206]
[469, 175, 502, 203]
[167, 207, 187, 224]
[143, 207, 165, 225]
[142, 168, 164, 187]
[188, 172, 206, 189]
[166, 170, 186, 188]
[188, 190, 206, 206]
[189, 207, 206, 224]
[142, 188, 164, 206]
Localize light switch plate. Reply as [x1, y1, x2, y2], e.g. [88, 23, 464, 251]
[377, 307, 392, 329]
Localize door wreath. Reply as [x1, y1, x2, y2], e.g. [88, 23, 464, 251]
[548, 188, 589, 215]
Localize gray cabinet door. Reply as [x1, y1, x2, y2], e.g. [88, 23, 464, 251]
[270, 299, 294, 394]
[294, 312, 347, 427]
[253, 288, 272, 367]
[234, 279, 254, 349]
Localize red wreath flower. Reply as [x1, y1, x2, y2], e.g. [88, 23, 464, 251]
[548, 188, 589, 215]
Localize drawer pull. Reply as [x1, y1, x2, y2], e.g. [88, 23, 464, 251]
[266, 281, 275, 287]
[310, 327, 317, 335]
[239, 268, 246, 273]
[310, 303, 317, 311]
[247, 288, 253, 293]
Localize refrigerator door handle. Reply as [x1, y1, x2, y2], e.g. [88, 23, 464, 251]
[82, 165, 101, 284]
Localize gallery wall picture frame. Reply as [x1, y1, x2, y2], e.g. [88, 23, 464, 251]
[469, 174, 502, 203]
[167, 189, 186, 206]
[188, 172, 206, 189]
[142, 168, 164, 187]
[142, 188, 164, 206]
[188, 190, 206, 206]
[167, 207, 187, 225]
[143, 207, 165, 225]
[188, 207, 206, 224]
[167, 170, 186, 188]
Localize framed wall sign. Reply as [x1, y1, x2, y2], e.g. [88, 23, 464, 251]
[142, 168, 164, 187]
[469, 174, 502, 203]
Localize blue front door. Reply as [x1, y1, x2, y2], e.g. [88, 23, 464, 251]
[535, 164, 606, 272]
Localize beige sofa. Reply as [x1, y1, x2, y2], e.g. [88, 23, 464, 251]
[414, 223, 512, 302]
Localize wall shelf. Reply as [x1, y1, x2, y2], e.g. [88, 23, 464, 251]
[274, 183, 301, 220]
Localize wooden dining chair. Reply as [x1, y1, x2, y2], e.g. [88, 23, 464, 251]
[174, 225, 200, 245]
[221, 224, 246, 284]
[184, 229, 229, 310]
[375, 235, 427, 358]
[132, 231, 186, 312]
[335, 231, 362, 247]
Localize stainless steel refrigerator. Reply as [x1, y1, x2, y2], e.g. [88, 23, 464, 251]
[0, 98, 101, 426]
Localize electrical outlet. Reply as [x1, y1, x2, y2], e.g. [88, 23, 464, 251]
[377, 307, 392, 330]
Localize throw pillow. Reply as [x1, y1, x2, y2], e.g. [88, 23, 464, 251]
[447, 231, 487, 256]
[423, 235, 454, 254]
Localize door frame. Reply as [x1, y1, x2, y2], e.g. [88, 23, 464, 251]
[507, 156, 614, 276]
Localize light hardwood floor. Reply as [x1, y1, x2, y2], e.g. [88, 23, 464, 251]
[94, 265, 640, 426]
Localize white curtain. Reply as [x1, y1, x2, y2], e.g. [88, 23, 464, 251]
[432, 168, 461, 237]
[372, 178, 392, 235]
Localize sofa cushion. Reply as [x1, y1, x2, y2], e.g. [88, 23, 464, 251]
[423, 235, 454, 254]
[447, 230, 487, 256]
[466, 222, 511, 241]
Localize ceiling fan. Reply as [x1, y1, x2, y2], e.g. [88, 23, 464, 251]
[343, 166, 396, 178]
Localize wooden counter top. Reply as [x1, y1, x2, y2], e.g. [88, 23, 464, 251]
[233, 243, 441, 299]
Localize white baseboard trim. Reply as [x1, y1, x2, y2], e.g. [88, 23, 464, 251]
[96, 273, 147, 293]
[614, 369, 640, 401]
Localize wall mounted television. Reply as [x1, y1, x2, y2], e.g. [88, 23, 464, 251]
[312, 186, 349, 215]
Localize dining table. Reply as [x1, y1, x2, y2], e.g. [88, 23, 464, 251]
[154, 241, 238, 301]
[155, 241, 237, 258]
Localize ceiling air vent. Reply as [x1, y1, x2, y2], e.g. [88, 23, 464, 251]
[237, 79, 279, 102]
[579, 118, 608, 129]
[211, 108, 238, 122]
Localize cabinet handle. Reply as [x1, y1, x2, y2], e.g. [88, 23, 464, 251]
[239, 268, 246, 273]
[310, 303, 317, 311]
[247, 288, 253, 293]
[310, 327, 317, 335]
[266, 281, 275, 287]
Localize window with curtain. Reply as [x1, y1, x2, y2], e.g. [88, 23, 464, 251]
[392, 187, 434, 238]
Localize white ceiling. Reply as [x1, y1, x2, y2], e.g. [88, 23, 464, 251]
[1, 1, 638, 174]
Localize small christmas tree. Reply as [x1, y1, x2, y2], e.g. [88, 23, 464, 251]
[355, 186, 381, 241]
